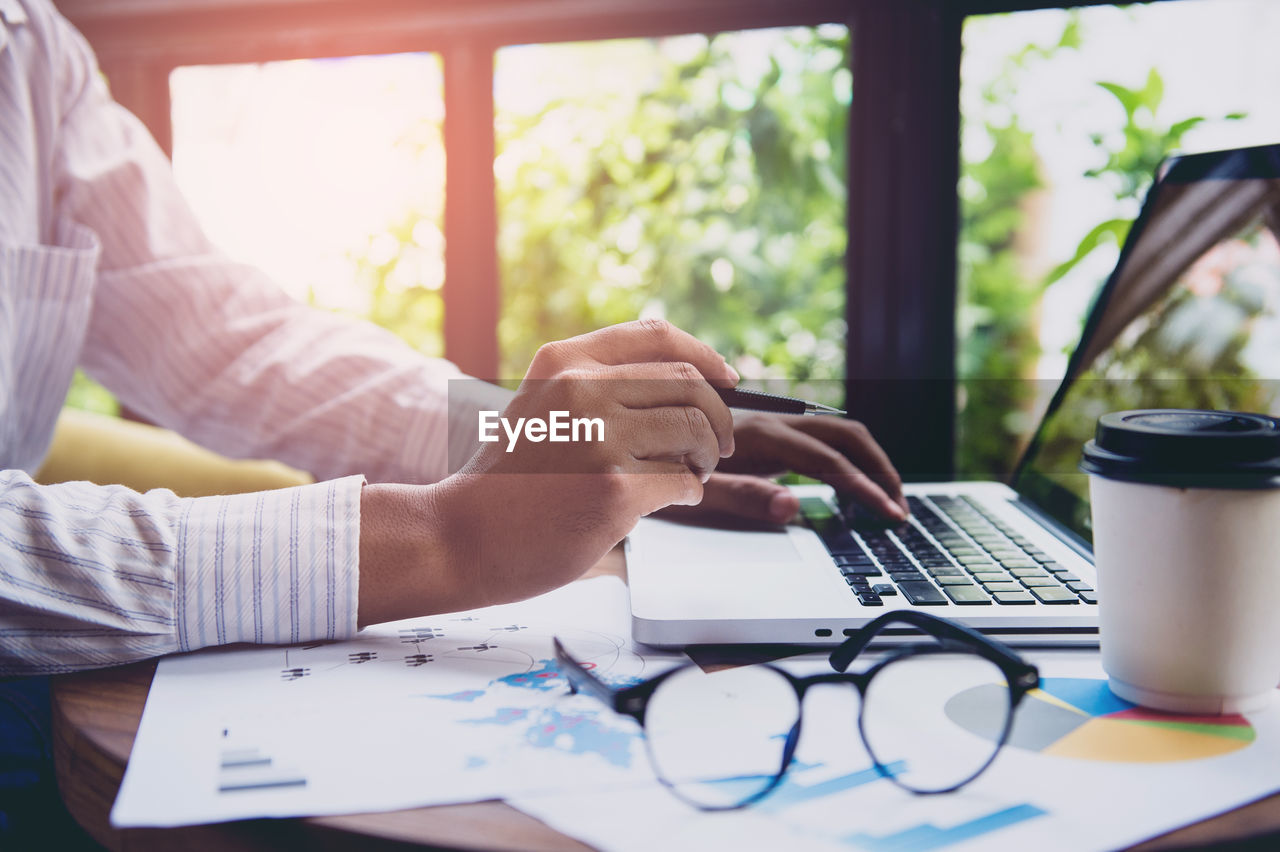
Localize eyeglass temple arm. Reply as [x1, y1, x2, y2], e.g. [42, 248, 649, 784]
[553, 637, 620, 708]
[827, 610, 1028, 673]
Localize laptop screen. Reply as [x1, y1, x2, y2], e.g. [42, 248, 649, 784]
[1011, 144, 1280, 546]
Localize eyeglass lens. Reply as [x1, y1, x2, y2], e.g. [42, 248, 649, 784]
[641, 652, 1015, 808]
[860, 651, 1012, 793]
[643, 666, 801, 809]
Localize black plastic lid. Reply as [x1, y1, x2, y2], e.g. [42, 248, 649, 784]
[1080, 409, 1280, 489]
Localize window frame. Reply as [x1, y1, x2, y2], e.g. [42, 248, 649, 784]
[58, 0, 1169, 478]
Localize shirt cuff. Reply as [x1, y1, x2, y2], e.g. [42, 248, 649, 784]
[173, 475, 363, 651]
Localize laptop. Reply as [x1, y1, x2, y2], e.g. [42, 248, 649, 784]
[628, 142, 1280, 647]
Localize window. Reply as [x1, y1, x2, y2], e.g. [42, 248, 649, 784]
[494, 28, 850, 401]
[170, 54, 447, 356]
[87, 0, 1256, 480]
[957, 0, 1280, 478]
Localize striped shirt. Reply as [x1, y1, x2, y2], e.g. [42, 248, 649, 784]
[0, 0, 480, 674]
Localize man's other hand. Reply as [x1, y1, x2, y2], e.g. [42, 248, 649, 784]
[663, 412, 908, 525]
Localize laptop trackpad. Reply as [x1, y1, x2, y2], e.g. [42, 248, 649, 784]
[629, 518, 804, 566]
[627, 517, 846, 621]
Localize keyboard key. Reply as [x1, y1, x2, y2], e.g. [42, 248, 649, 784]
[1019, 576, 1060, 587]
[822, 532, 865, 555]
[883, 564, 923, 577]
[871, 583, 897, 596]
[800, 497, 835, 517]
[993, 591, 1036, 605]
[1042, 562, 1069, 574]
[839, 564, 883, 577]
[999, 559, 1039, 570]
[943, 585, 992, 605]
[924, 565, 967, 577]
[982, 582, 1024, 594]
[935, 574, 978, 586]
[896, 581, 948, 606]
[1079, 591, 1098, 604]
[972, 572, 1014, 584]
[856, 591, 884, 606]
[1008, 567, 1049, 578]
[1055, 573, 1083, 583]
[1029, 586, 1080, 605]
[1067, 581, 1094, 593]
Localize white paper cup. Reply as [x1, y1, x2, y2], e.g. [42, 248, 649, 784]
[1082, 409, 1280, 715]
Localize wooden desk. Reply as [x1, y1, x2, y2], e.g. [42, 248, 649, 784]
[52, 547, 1280, 851]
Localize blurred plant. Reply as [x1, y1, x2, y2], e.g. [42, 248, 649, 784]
[1044, 68, 1245, 291]
[1025, 67, 1252, 498]
[344, 212, 446, 359]
[64, 369, 119, 417]
[494, 29, 849, 403]
[955, 20, 1077, 479]
[957, 13, 1246, 480]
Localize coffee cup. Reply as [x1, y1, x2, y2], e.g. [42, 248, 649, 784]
[1081, 409, 1280, 714]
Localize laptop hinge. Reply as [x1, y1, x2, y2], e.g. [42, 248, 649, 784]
[1010, 497, 1094, 563]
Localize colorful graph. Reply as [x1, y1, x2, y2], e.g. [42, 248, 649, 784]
[422, 655, 645, 770]
[946, 677, 1255, 763]
[845, 803, 1048, 852]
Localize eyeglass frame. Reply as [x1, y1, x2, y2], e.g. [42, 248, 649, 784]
[554, 609, 1041, 811]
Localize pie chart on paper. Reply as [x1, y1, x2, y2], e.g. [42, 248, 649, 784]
[945, 677, 1256, 763]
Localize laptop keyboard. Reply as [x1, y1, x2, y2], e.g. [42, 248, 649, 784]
[800, 494, 1097, 608]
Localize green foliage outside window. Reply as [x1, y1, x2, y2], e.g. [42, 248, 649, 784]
[69, 17, 1253, 490]
[493, 29, 850, 403]
[955, 26, 1066, 479]
[957, 13, 1245, 480]
[65, 369, 119, 417]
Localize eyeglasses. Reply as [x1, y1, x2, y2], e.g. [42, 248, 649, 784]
[554, 610, 1039, 811]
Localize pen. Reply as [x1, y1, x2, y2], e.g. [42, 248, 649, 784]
[716, 387, 846, 416]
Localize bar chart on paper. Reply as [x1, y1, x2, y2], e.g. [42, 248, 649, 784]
[750, 764, 1048, 852]
[511, 753, 1052, 852]
[111, 579, 680, 828]
[510, 660, 1280, 852]
[946, 677, 1256, 763]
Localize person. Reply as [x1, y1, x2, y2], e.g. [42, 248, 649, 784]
[0, 0, 905, 840]
[0, 0, 906, 674]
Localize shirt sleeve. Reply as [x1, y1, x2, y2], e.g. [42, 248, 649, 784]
[44, 4, 471, 487]
[0, 5, 496, 675]
[0, 471, 362, 676]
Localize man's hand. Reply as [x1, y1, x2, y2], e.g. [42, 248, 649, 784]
[358, 319, 739, 625]
[664, 412, 908, 525]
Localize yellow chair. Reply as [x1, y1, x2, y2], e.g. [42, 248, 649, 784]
[34, 408, 314, 497]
